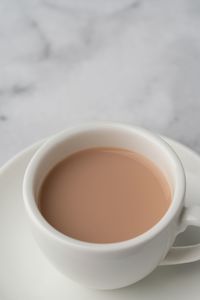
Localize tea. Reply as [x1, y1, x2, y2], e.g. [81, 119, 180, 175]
[39, 148, 171, 243]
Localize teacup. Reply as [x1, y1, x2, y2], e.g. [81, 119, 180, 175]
[23, 122, 200, 289]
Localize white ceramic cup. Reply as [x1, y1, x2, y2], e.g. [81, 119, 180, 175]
[23, 122, 200, 289]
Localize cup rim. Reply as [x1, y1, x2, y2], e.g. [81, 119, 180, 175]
[23, 122, 186, 252]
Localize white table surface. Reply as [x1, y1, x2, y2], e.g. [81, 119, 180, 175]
[1, 0, 200, 165]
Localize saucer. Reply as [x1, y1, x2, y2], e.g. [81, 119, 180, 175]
[1, 137, 200, 299]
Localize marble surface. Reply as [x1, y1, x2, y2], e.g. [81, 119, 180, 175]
[1, 0, 200, 165]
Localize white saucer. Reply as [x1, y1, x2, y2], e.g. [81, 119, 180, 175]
[1, 138, 200, 299]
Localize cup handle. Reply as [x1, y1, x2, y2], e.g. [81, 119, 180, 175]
[161, 172, 200, 265]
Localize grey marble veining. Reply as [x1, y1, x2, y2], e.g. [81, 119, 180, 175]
[1, 0, 200, 165]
